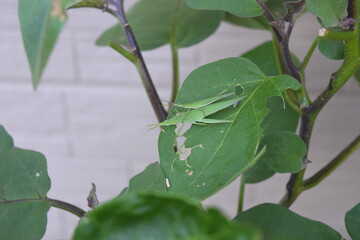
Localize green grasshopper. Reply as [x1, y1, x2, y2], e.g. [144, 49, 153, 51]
[161, 89, 234, 109]
[149, 94, 247, 129]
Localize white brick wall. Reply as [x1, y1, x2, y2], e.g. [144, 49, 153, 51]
[1, 1, 359, 239]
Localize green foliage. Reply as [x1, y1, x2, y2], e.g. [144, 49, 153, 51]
[224, 13, 269, 30]
[62, 0, 81, 9]
[241, 41, 302, 183]
[345, 203, 360, 239]
[73, 193, 262, 240]
[318, 38, 345, 60]
[0, 126, 51, 240]
[19, 0, 67, 88]
[159, 57, 301, 200]
[259, 132, 306, 173]
[235, 203, 342, 240]
[353, 68, 360, 86]
[96, 0, 223, 50]
[185, 0, 263, 18]
[122, 162, 167, 195]
[306, 0, 348, 27]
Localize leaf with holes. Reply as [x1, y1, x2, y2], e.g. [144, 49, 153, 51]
[235, 203, 342, 239]
[306, 0, 348, 27]
[19, 0, 67, 88]
[73, 193, 262, 240]
[0, 126, 51, 240]
[96, 0, 223, 50]
[186, 0, 263, 18]
[158, 57, 301, 200]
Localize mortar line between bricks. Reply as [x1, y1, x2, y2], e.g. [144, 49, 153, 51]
[60, 92, 75, 156]
[71, 30, 81, 83]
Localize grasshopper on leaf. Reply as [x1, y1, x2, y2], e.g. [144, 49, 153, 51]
[149, 95, 247, 129]
[161, 89, 236, 109]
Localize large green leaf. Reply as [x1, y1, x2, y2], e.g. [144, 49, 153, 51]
[122, 162, 167, 195]
[19, 0, 67, 88]
[306, 0, 348, 27]
[318, 38, 345, 60]
[96, 0, 223, 50]
[185, 0, 263, 17]
[73, 193, 262, 240]
[159, 57, 301, 200]
[259, 132, 305, 173]
[0, 126, 51, 240]
[235, 203, 342, 240]
[242, 157, 275, 184]
[345, 203, 360, 239]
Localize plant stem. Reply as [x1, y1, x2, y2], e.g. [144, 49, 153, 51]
[105, 0, 167, 122]
[281, 0, 360, 207]
[304, 134, 360, 190]
[169, 42, 179, 107]
[0, 198, 86, 218]
[48, 198, 86, 218]
[300, 37, 318, 75]
[237, 176, 246, 213]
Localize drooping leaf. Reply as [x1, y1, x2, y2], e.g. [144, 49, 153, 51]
[19, 0, 67, 88]
[235, 203, 342, 240]
[318, 38, 345, 60]
[0, 126, 51, 240]
[159, 57, 301, 200]
[96, 0, 224, 51]
[185, 0, 263, 17]
[306, 0, 348, 27]
[259, 132, 305, 173]
[122, 162, 167, 195]
[345, 203, 360, 239]
[224, 13, 270, 30]
[73, 193, 262, 240]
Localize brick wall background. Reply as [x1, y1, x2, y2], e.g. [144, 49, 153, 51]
[1, 1, 359, 239]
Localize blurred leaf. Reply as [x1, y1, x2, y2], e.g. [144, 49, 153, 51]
[265, 0, 300, 16]
[159, 57, 301, 200]
[19, 0, 67, 88]
[62, 0, 81, 9]
[73, 193, 262, 240]
[224, 13, 270, 30]
[123, 162, 167, 195]
[235, 203, 342, 240]
[96, 0, 223, 50]
[345, 203, 360, 239]
[259, 132, 305, 173]
[306, 0, 348, 27]
[186, 0, 263, 17]
[0, 126, 51, 240]
[67, 0, 105, 9]
[318, 38, 345, 60]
